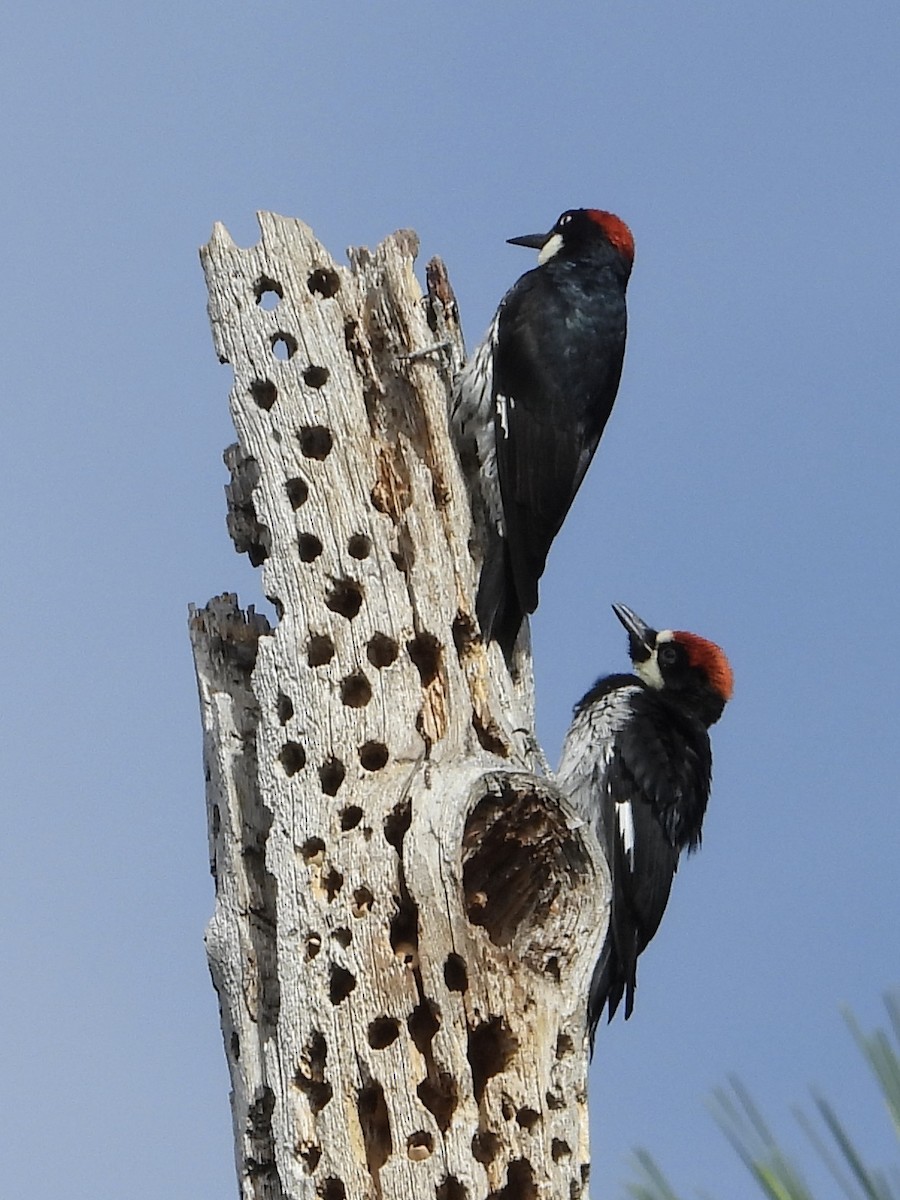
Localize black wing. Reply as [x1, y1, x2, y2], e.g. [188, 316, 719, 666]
[493, 266, 626, 619]
[588, 694, 711, 1038]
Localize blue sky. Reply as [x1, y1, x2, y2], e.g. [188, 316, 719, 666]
[2, 3, 898, 1196]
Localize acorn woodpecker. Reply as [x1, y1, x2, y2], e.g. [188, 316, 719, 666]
[556, 603, 733, 1042]
[450, 208, 634, 659]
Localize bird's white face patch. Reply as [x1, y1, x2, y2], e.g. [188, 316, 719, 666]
[538, 232, 564, 264]
[616, 799, 635, 869]
[633, 629, 675, 690]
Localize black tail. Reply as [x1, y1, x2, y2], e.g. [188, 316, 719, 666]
[476, 537, 526, 661]
[587, 940, 632, 1054]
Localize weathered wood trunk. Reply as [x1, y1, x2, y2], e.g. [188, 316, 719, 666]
[189, 213, 609, 1200]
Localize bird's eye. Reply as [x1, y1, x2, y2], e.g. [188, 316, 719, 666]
[658, 644, 679, 666]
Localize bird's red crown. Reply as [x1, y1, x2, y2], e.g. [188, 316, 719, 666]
[586, 210, 635, 261]
[673, 631, 734, 701]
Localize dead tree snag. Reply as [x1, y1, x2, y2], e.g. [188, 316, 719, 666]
[190, 213, 609, 1200]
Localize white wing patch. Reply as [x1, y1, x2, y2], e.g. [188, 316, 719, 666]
[496, 391, 514, 437]
[616, 800, 635, 869]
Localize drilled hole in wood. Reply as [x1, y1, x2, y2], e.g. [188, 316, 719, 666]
[368, 1017, 400, 1049]
[308, 267, 340, 298]
[358, 1080, 392, 1182]
[545, 956, 561, 981]
[247, 1086, 275, 1139]
[306, 933, 322, 959]
[307, 634, 334, 667]
[501, 1099, 515, 1121]
[467, 1017, 518, 1104]
[472, 712, 509, 758]
[516, 1108, 540, 1131]
[331, 927, 351, 947]
[408, 1000, 439, 1055]
[436, 1178, 467, 1200]
[472, 1130, 501, 1165]
[326, 578, 363, 619]
[299, 1145, 321, 1174]
[390, 894, 419, 965]
[319, 758, 346, 796]
[340, 805, 364, 831]
[230, 1032, 240, 1059]
[384, 798, 411, 852]
[545, 1090, 565, 1110]
[301, 838, 326, 863]
[323, 867, 343, 901]
[451, 611, 477, 658]
[367, 633, 398, 668]
[489, 1159, 537, 1200]
[407, 1131, 434, 1161]
[254, 276, 283, 309]
[556, 1032, 575, 1059]
[277, 693, 294, 724]
[271, 332, 297, 361]
[463, 784, 589, 947]
[443, 954, 468, 993]
[407, 632, 442, 686]
[340, 670, 372, 707]
[286, 476, 309, 508]
[298, 425, 333, 458]
[303, 364, 329, 388]
[352, 886, 374, 917]
[250, 379, 278, 410]
[347, 533, 371, 559]
[359, 741, 389, 771]
[329, 965, 356, 1005]
[279, 741, 307, 776]
[391, 526, 415, 574]
[298, 533, 323, 562]
[295, 1032, 332, 1113]
[418, 1074, 457, 1133]
[267, 594, 284, 621]
[552, 1139, 572, 1162]
[318, 1179, 345, 1200]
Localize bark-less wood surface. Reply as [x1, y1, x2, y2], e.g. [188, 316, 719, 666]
[189, 213, 610, 1200]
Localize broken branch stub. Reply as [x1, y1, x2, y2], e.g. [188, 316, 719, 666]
[190, 213, 609, 1200]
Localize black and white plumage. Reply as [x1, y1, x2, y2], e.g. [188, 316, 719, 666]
[556, 603, 733, 1044]
[450, 208, 634, 659]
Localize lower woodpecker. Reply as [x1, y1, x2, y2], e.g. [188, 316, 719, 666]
[556, 603, 733, 1044]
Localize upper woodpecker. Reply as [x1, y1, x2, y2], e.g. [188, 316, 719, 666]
[556, 603, 733, 1044]
[450, 208, 633, 659]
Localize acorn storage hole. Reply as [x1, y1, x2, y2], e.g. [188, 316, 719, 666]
[407, 1132, 434, 1161]
[271, 332, 297, 361]
[357, 1080, 393, 1181]
[417, 1073, 458, 1133]
[326, 578, 363, 620]
[308, 267, 340, 298]
[436, 1178, 467, 1200]
[352, 886, 374, 917]
[467, 1017, 518, 1104]
[444, 953, 468, 993]
[303, 365, 330, 389]
[329, 965, 356, 1005]
[301, 838, 326, 863]
[340, 805, 364, 831]
[250, 378, 278, 410]
[319, 758, 346, 796]
[298, 533, 323, 562]
[279, 741, 307, 776]
[298, 425, 333, 459]
[318, 1180, 345, 1200]
[407, 632, 442, 687]
[254, 275, 283, 309]
[489, 1159, 537, 1200]
[277, 693, 294, 725]
[347, 533, 372, 559]
[307, 634, 334, 667]
[367, 1017, 400, 1049]
[359, 742, 388, 772]
[295, 1031, 332, 1114]
[286, 476, 309, 509]
[340, 671, 372, 708]
[367, 633, 398, 668]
